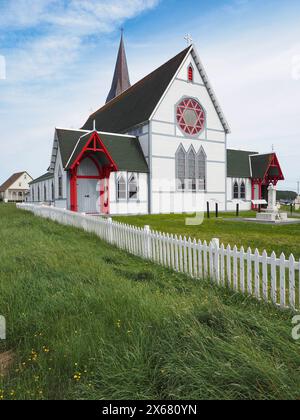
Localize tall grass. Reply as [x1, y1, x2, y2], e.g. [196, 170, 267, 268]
[0, 205, 299, 400]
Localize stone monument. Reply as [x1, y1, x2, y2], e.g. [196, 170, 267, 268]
[294, 196, 300, 211]
[256, 183, 288, 222]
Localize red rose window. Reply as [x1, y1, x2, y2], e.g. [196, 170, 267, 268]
[176, 98, 205, 135]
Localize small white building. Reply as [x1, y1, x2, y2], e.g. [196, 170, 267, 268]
[0, 172, 33, 203]
[28, 36, 285, 215]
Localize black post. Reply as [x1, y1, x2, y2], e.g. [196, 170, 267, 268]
[215, 203, 219, 218]
[207, 201, 210, 219]
[236, 203, 239, 217]
[291, 203, 293, 215]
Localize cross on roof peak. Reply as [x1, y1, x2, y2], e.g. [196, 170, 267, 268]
[184, 34, 193, 47]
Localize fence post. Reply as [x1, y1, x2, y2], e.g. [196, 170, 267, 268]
[144, 225, 151, 260]
[107, 217, 113, 244]
[211, 238, 220, 282]
[207, 202, 210, 219]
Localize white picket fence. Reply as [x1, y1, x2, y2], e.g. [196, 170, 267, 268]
[17, 203, 300, 311]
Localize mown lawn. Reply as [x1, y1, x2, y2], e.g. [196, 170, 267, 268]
[114, 212, 300, 259]
[0, 204, 300, 400]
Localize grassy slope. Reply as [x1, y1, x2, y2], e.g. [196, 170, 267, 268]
[0, 205, 300, 400]
[114, 212, 300, 259]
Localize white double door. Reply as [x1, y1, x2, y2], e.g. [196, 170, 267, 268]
[77, 179, 100, 214]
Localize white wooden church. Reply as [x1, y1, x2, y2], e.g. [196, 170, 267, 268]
[29, 35, 284, 215]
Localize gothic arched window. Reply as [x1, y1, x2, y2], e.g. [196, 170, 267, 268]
[240, 182, 246, 199]
[233, 181, 239, 199]
[51, 182, 55, 201]
[197, 147, 207, 191]
[117, 175, 127, 200]
[188, 65, 194, 82]
[58, 167, 63, 199]
[176, 145, 186, 190]
[187, 147, 196, 191]
[128, 174, 138, 200]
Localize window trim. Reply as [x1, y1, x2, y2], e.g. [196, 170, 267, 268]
[175, 144, 186, 191]
[188, 64, 194, 83]
[128, 173, 139, 201]
[240, 181, 246, 200]
[116, 174, 127, 202]
[233, 181, 240, 200]
[51, 181, 55, 202]
[197, 146, 207, 192]
[187, 145, 197, 192]
[175, 144, 207, 192]
[58, 167, 63, 199]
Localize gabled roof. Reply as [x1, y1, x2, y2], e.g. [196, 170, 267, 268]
[82, 45, 230, 135]
[29, 172, 54, 185]
[82, 47, 191, 133]
[250, 153, 284, 180]
[227, 150, 257, 178]
[0, 172, 30, 192]
[56, 128, 149, 173]
[227, 150, 285, 181]
[106, 33, 131, 104]
[250, 154, 271, 179]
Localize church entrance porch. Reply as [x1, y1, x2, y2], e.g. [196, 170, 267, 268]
[69, 132, 118, 214]
[251, 153, 284, 211]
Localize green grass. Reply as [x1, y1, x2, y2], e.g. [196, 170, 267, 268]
[114, 212, 300, 259]
[0, 204, 300, 400]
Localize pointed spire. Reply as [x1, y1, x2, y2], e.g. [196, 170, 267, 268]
[106, 30, 131, 104]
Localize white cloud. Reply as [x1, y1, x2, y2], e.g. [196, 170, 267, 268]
[0, 0, 160, 32]
[1, 0, 160, 81]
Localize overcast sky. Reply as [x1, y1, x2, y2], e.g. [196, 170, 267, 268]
[0, 0, 299, 191]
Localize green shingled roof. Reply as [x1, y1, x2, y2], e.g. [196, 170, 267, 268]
[56, 129, 149, 173]
[30, 172, 54, 185]
[227, 149, 257, 178]
[250, 154, 274, 179]
[82, 47, 191, 133]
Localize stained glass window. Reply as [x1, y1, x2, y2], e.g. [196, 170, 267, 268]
[176, 98, 205, 136]
[197, 148, 206, 191]
[176, 146, 186, 190]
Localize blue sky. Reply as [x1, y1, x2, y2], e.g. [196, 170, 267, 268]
[0, 0, 300, 191]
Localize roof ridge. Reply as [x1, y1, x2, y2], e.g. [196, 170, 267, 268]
[87, 46, 191, 122]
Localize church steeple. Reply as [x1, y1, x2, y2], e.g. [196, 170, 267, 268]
[106, 31, 131, 104]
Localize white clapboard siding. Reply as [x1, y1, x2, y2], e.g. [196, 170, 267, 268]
[17, 204, 300, 312]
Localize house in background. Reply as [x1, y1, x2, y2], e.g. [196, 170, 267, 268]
[0, 172, 33, 203]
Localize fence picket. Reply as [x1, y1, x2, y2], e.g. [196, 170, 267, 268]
[289, 254, 296, 310]
[226, 245, 232, 287]
[254, 249, 260, 299]
[203, 241, 208, 278]
[262, 250, 268, 302]
[240, 246, 245, 294]
[198, 240, 203, 280]
[209, 242, 214, 281]
[188, 238, 193, 277]
[220, 244, 225, 286]
[193, 239, 198, 278]
[280, 253, 286, 308]
[233, 246, 238, 291]
[247, 248, 252, 296]
[271, 252, 277, 305]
